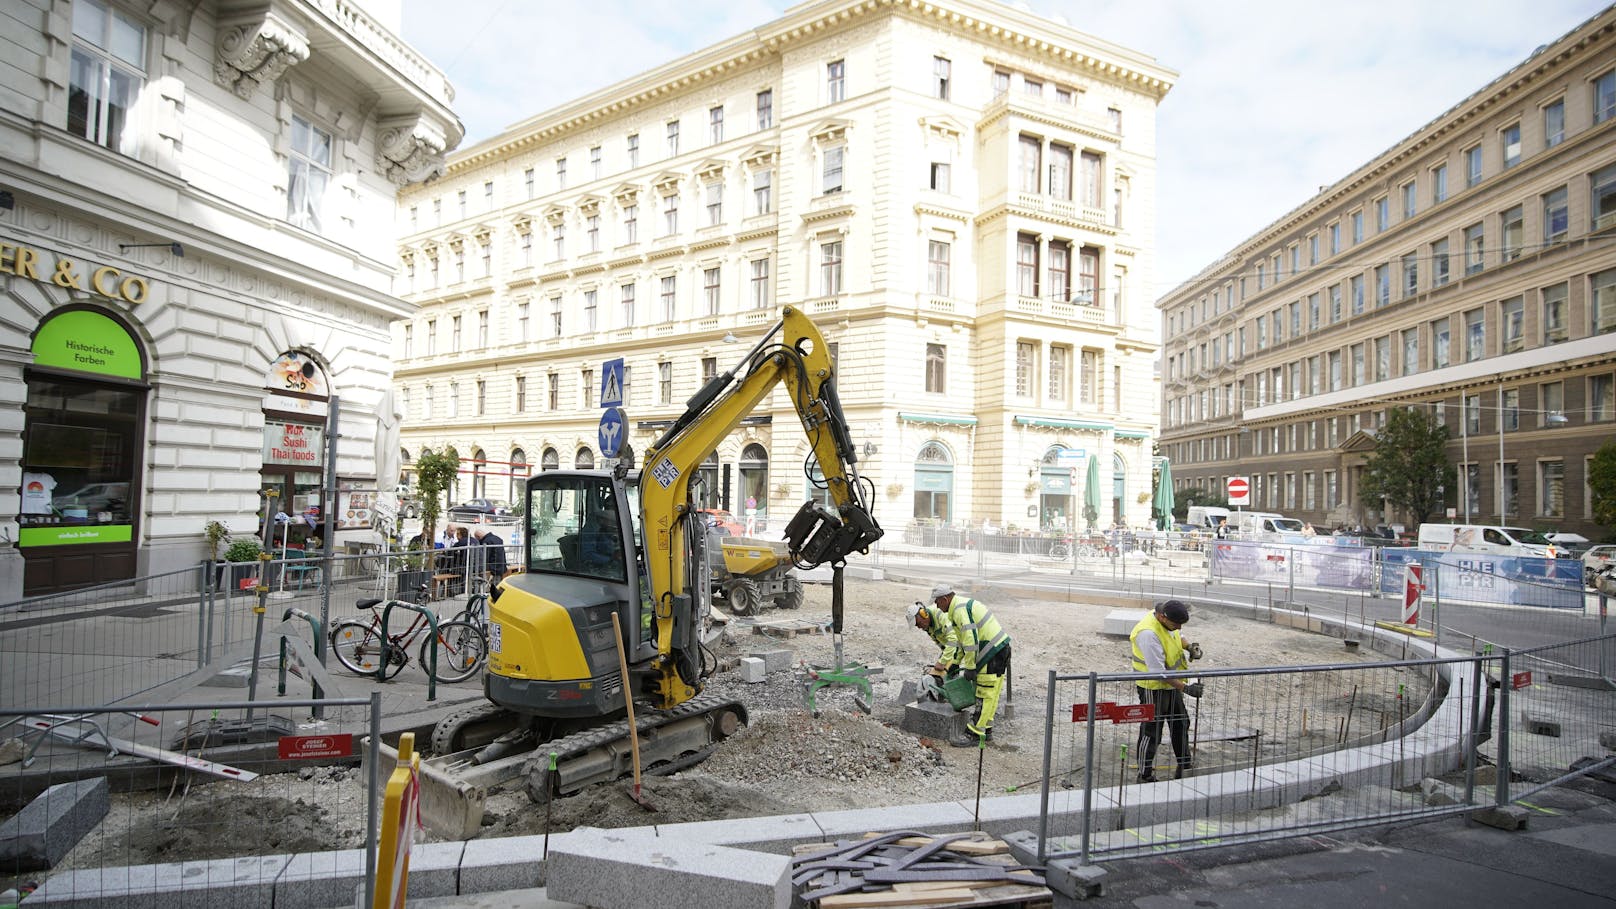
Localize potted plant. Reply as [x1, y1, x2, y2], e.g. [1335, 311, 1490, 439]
[224, 538, 263, 592]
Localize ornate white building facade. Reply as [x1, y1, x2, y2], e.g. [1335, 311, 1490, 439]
[0, 0, 460, 597]
[394, 0, 1172, 539]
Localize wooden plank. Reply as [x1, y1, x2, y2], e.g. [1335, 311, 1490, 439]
[819, 888, 976, 908]
[862, 833, 1009, 856]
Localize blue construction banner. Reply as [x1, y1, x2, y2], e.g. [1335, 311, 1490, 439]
[1210, 541, 1374, 590]
[1380, 549, 1583, 608]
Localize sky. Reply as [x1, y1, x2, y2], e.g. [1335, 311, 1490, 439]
[399, 0, 1611, 301]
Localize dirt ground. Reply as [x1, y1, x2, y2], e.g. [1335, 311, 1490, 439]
[20, 575, 1411, 879]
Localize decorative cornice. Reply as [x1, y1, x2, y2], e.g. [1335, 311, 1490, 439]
[214, 10, 309, 99]
[914, 201, 972, 222]
[377, 113, 448, 186]
[802, 201, 855, 224]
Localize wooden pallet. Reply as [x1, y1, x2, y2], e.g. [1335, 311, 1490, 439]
[794, 832, 1051, 908]
[746, 617, 830, 637]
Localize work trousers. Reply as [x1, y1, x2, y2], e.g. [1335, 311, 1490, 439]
[967, 646, 1012, 735]
[1135, 685, 1190, 779]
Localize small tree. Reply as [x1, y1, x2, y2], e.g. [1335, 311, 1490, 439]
[414, 446, 461, 571]
[1174, 487, 1229, 522]
[1589, 439, 1616, 534]
[1360, 407, 1450, 526]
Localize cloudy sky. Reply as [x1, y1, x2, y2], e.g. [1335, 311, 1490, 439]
[399, 0, 1609, 300]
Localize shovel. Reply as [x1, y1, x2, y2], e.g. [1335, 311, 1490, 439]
[610, 612, 655, 812]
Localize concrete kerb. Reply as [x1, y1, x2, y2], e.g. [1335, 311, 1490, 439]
[22, 592, 1485, 908]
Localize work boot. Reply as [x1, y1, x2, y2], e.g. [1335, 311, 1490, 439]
[949, 726, 992, 748]
[1175, 762, 1194, 780]
[1137, 771, 1157, 783]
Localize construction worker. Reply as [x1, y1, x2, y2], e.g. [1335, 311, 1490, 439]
[930, 583, 1012, 747]
[907, 598, 961, 687]
[1129, 599, 1204, 782]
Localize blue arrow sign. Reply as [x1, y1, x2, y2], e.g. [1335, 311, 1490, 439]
[598, 407, 626, 458]
[600, 358, 625, 408]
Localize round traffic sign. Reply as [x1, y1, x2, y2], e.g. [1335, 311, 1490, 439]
[1226, 476, 1250, 504]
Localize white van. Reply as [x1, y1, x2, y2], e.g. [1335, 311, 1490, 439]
[1186, 506, 1231, 530]
[1416, 523, 1556, 558]
[1230, 511, 1309, 540]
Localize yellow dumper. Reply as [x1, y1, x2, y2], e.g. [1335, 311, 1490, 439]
[709, 536, 804, 615]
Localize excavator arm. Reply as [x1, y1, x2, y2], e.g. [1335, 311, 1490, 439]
[640, 305, 883, 706]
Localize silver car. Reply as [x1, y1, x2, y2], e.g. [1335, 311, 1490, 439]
[1584, 545, 1616, 587]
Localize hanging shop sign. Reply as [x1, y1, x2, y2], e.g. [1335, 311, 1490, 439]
[31, 309, 143, 379]
[264, 420, 325, 467]
[2, 239, 152, 304]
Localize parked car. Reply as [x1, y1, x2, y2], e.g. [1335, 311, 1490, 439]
[448, 498, 514, 521]
[1584, 545, 1616, 587]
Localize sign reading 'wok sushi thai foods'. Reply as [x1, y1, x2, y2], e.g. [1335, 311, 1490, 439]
[263, 420, 325, 466]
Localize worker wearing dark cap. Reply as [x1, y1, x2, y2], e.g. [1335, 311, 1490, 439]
[1129, 599, 1203, 782]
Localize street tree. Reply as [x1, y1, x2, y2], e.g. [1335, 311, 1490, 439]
[414, 446, 460, 571]
[1590, 439, 1616, 531]
[1174, 487, 1228, 521]
[1360, 407, 1450, 526]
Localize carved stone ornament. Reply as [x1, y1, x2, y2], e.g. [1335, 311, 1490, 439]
[215, 11, 309, 99]
[377, 114, 449, 186]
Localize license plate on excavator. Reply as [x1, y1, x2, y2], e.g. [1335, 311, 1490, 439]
[488, 622, 502, 653]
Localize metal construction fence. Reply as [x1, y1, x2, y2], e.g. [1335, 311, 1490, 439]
[0, 696, 383, 907]
[1032, 631, 1616, 865]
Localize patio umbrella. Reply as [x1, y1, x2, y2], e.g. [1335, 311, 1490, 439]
[1153, 461, 1175, 530]
[1082, 455, 1101, 530]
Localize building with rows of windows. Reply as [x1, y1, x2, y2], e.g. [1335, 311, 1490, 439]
[1157, 7, 1616, 537]
[0, 0, 460, 597]
[393, 0, 1173, 537]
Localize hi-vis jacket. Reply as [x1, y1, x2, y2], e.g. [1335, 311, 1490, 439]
[943, 595, 1010, 671]
[921, 603, 959, 664]
[1129, 612, 1187, 691]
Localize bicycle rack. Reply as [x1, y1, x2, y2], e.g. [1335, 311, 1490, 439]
[277, 607, 326, 710]
[379, 600, 440, 701]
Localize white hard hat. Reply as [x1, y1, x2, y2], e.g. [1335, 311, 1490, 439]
[906, 601, 922, 624]
[930, 582, 954, 600]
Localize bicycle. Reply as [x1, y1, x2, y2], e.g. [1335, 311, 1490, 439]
[329, 591, 487, 684]
[451, 572, 492, 638]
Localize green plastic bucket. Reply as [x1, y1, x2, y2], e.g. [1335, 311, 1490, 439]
[942, 675, 976, 710]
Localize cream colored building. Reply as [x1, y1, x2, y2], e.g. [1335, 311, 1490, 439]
[1, 0, 460, 597]
[394, 0, 1172, 539]
[1158, 7, 1616, 536]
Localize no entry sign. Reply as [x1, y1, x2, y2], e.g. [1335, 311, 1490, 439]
[1227, 476, 1251, 506]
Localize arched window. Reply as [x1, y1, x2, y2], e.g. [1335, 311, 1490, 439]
[697, 452, 720, 509]
[575, 447, 594, 469]
[399, 448, 412, 489]
[1037, 445, 1073, 531]
[510, 448, 527, 502]
[913, 441, 953, 523]
[1112, 452, 1127, 526]
[738, 443, 769, 531]
[471, 448, 488, 498]
[541, 447, 560, 471]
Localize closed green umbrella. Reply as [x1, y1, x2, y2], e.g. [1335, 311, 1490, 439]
[1082, 455, 1101, 531]
[1153, 460, 1175, 530]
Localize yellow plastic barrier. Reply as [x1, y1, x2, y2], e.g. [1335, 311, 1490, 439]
[374, 732, 422, 909]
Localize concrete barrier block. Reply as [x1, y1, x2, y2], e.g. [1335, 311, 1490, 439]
[811, 800, 975, 839]
[900, 699, 968, 740]
[1103, 610, 1150, 636]
[273, 848, 366, 909]
[548, 828, 790, 909]
[740, 657, 767, 683]
[653, 814, 821, 854]
[24, 854, 289, 907]
[459, 834, 549, 891]
[0, 777, 109, 871]
[747, 649, 793, 673]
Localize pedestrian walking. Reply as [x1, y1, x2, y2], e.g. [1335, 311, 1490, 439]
[1129, 599, 1204, 781]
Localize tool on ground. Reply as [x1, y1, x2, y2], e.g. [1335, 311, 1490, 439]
[543, 751, 557, 859]
[801, 565, 877, 714]
[609, 612, 654, 811]
[7, 714, 257, 781]
[972, 730, 986, 831]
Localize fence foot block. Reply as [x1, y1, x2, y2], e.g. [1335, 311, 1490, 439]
[1470, 805, 1530, 831]
[1002, 831, 1105, 900]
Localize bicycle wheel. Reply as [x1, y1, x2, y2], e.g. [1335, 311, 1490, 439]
[330, 621, 408, 679]
[452, 594, 488, 631]
[422, 620, 487, 683]
[1049, 543, 1070, 560]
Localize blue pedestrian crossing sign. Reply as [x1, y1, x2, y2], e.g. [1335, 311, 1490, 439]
[600, 358, 625, 408]
[598, 407, 626, 458]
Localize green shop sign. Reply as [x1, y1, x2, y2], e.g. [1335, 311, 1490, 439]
[20, 525, 134, 547]
[32, 310, 143, 379]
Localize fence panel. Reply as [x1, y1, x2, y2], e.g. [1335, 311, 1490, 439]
[1495, 634, 1616, 800]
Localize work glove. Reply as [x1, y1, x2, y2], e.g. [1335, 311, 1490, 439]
[1186, 642, 1204, 662]
[1183, 682, 1205, 699]
[963, 669, 978, 682]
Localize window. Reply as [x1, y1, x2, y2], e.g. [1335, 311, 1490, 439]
[622, 203, 638, 245]
[1542, 381, 1565, 427]
[1501, 123, 1521, 168]
[1329, 222, 1340, 255]
[587, 214, 600, 252]
[1433, 238, 1450, 286]
[1333, 284, 1346, 320]
[426, 319, 436, 355]
[1080, 350, 1099, 404]
[581, 369, 594, 408]
[1595, 268, 1616, 335]
[749, 257, 770, 308]
[1402, 328, 1419, 376]
[1048, 345, 1069, 403]
[627, 133, 639, 168]
[549, 296, 562, 337]
[619, 282, 636, 327]
[705, 182, 723, 226]
[1432, 318, 1450, 368]
[1351, 343, 1365, 386]
[929, 162, 950, 192]
[1544, 100, 1565, 148]
[1594, 163, 1616, 231]
[1024, 77, 1042, 97]
[1329, 351, 1342, 390]
[753, 169, 773, 214]
[451, 314, 462, 351]
[1016, 233, 1039, 297]
[1502, 388, 1520, 430]
[475, 379, 486, 416]
[1393, 258, 1409, 301]
[662, 192, 678, 236]
[701, 357, 717, 383]
[1402, 181, 1416, 219]
[287, 115, 333, 232]
[826, 59, 845, 102]
[1501, 297, 1524, 353]
[1048, 145, 1073, 200]
[709, 106, 724, 144]
[702, 267, 721, 316]
[1500, 205, 1523, 261]
[1015, 342, 1035, 396]
[590, 145, 602, 180]
[659, 362, 673, 405]
[583, 289, 598, 332]
[1308, 293, 1321, 329]
[1018, 135, 1041, 193]
[1047, 242, 1069, 302]
[1374, 336, 1390, 382]
[925, 343, 946, 393]
[1308, 234, 1319, 265]
[1543, 282, 1568, 343]
[69, 0, 146, 152]
[551, 223, 564, 260]
[1375, 197, 1389, 232]
[1464, 308, 1484, 362]
[556, 157, 567, 189]
[520, 231, 532, 266]
[993, 69, 1011, 97]
[1464, 223, 1485, 275]
[819, 240, 843, 296]
[1078, 246, 1099, 305]
[1290, 301, 1301, 337]
[1465, 145, 1482, 188]
[483, 181, 493, 210]
[660, 275, 676, 321]
[933, 56, 950, 99]
[1432, 164, 1447, 204]
[402, 323, 413, 358]
[1596, 69, 1616, 123]
[1351, 210, 1364, 244]
[524, 168, 535, 198]
[822, 145, 844, 194]
[1543, 187, 1568, 242]
[1081, 151, 1102, 207]
[1499, 462, 1518, 515]
[1108, 107, 1121, 130]
[457, 190, 466, 218]
[1591, 374, 1615, 422]
[1540, 460, 1564, 517]
[927, 240, 950, 296]
[477, 309, 489, 348]
[757, 89, 773, 129]
[665, 120, 680, 157]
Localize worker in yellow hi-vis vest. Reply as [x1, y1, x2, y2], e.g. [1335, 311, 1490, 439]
[928, 582, 1012, 747]
[1129, 599, 1204, 782]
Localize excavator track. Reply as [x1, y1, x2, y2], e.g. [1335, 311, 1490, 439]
[429, 701, 519, 756]
[521, 692, 748, 802]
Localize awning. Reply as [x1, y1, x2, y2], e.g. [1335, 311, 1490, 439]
[1114, 430, 1151, 440]
[1014, 416, 1112, 432]
[899, 411, 978, 426]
